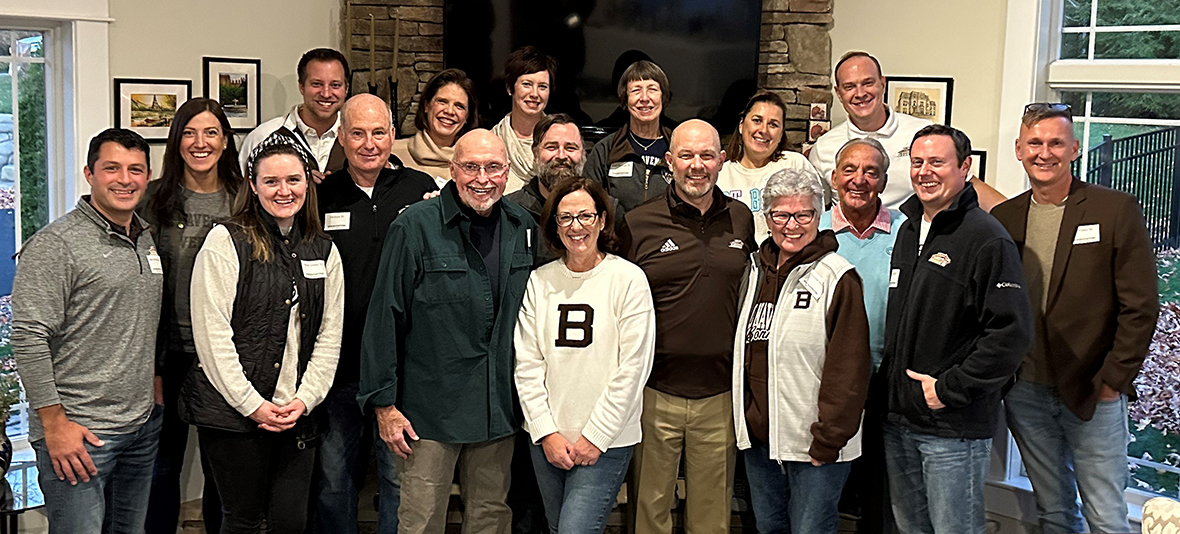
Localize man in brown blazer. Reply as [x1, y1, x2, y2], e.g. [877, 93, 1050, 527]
[991, 103, 1159, 534]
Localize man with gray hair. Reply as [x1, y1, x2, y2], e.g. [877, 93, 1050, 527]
[819, 137, 905, 532]
[314, 93, 438, 533]
[360, 129, 536, 534]
[619, 119, 755, 534]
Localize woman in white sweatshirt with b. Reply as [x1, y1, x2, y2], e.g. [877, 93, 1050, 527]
[514, 177, 655, 534]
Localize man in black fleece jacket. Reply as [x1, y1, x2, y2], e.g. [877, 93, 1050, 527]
[880, 124, 1031, 534]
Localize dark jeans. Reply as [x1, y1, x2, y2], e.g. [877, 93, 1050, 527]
[34, 404, 163, 534]
[145, 352, 221, 534]
[199, 426, 317, 534]
[742, 438, 851, 534]
[314, 381, 398, 534]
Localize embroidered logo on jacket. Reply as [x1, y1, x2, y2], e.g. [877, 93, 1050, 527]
[660, 239, 679, 253]
[728, 239, 745, 249]
[928, 252, 951, 267]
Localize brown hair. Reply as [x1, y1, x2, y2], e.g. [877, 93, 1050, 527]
[231, 143, 326, 262]
[540, 177, 618, 256]
[725, 92, 790, 164]
[532, 113, 581, 147]
[504, 46, 557, 94]
[616, 60, 671, 108]
[413, 69, 480, 138]
[1022, 103, 1074, 128]
[834, 51, 883, 83]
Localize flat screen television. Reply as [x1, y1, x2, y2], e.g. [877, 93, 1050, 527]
[444, 0, 762, 135]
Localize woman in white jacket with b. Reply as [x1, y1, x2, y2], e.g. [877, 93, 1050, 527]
[515, 177, 655, 534]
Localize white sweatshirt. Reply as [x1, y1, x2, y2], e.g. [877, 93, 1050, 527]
[514, 254, 656, 451]
[190, 224, 344, 418]
[717, 153, 820, 242]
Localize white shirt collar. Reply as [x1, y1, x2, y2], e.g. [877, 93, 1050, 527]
[286, 105, 340, 140]
[848, 107, 900, 139]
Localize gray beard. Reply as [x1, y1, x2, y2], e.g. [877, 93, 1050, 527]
[536, 158, 584, 190]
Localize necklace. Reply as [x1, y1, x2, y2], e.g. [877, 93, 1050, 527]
[628, 130, 662, 152]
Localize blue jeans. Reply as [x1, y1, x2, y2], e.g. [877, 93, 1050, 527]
[742, 439, 851, 534]
[34, 404, 163, 534]
[529, 442, 632, 534]
[314, 381, 398, 534]
[1005, 380, 1131, 534]
[883, 422, 991, 534]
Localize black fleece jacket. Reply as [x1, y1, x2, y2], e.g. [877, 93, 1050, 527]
[881, 183, 1032, 439]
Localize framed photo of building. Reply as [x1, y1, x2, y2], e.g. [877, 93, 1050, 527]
[114, 78, 192, 142]
[887, 76, 954, 125]
[203, 57, 262, 131]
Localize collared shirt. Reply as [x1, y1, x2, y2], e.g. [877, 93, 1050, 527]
[809, 109, 932, 209]
[289, 105, 341, 169]
[830, 201, 893, 240]
[238, 105, 343, 174]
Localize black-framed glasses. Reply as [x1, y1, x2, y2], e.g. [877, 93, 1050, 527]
[767, 209, 816, 226]
[1024, 102, 1072, 114]
[556, 212, 600, 227]
[456, 162, 508, 177]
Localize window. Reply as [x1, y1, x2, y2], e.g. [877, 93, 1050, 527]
[1059, 0, 1180, 60]
[0, 28, 52, 443]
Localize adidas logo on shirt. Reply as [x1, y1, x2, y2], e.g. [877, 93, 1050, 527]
[660, 239, 679, 253]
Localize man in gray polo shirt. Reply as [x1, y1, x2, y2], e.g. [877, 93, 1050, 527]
[13, 128, 164, 533]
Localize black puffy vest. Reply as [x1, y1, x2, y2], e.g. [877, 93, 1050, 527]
[179, 219, 333, 437]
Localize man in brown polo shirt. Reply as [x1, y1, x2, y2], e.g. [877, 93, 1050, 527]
[619, 119, 756, 534]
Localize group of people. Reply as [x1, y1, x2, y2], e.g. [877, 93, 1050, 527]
[9, 44, 1157, 534]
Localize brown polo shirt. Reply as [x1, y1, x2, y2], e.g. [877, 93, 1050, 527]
[619, 184, 756, 399]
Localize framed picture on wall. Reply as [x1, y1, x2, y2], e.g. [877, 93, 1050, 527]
[886, 76, 954, 125]
[114, 78, 192, 142]
[203, 57, 262, 131]
[970, 149, 987, 183]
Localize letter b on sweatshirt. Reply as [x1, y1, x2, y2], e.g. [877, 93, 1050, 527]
[555, 304, 594, 348]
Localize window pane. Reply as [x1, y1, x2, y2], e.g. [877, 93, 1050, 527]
[0, 62, 9, 115]
[1064, 0, 1092, 27]
[1085, 122, 1162, 148]
[17, 62, 48, 237]
[1060, 90, 1087, 114]
[1061, 32, 1090, 59]
[1089, 91, 1180, 120]
[13, 32, 42, 59]
[1096, 0, 1180, 26]
[1094, 31, 1180, 59]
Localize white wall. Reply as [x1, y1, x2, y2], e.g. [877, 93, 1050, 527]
[108, 0, 341, 172]
[829, 0, 1018, 194]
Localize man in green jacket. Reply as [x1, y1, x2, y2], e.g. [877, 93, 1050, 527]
[359, 129, 537, 534]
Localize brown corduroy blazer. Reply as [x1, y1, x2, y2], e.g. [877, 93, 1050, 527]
[991, 178, 1158, 421]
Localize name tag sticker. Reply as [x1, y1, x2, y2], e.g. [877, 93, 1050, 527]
[147, 251, 163, 274]
[889, 269, 900, 288]
[1074, 224, 1100, 245]
[608, 161, 633, 178]
[301, 260, 327, 279]
[324, 212, 350, 231]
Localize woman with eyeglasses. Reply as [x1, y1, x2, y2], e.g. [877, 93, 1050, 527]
[513, 177, 655, 534]
[730, 168, 872, 534]
[180, 139, 343, 533]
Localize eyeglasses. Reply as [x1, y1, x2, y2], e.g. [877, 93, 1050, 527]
[555, 212, 600, 227]
[1024, 103, 1072, 114]
[456, 162, 508, 177]
[767, 209, 816, 226]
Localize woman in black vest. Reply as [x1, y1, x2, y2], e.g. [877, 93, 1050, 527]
[182, 139, 343, 533]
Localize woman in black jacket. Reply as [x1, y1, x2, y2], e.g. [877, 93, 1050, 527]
[139, 97, 240, 534]
[182, 139, 343, 533]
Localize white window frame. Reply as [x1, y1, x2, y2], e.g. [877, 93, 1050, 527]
[993, 0, 1180, 525]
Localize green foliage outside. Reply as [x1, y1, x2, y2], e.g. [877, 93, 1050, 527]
[20, 62, 49, 239]
[1062, 0, 1180, 59]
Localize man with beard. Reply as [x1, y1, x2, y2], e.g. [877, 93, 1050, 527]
[507, 113, 624, 267]
[619, 119, 755, 534]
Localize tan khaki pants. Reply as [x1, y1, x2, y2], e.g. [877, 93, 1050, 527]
[629, 388, 736, 534]
[395, 434, 514, 534]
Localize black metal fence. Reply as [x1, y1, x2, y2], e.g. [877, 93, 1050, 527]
[1071, 126, 1180, 249]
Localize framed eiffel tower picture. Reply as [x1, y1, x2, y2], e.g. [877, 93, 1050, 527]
[114, 78, 193, 142]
